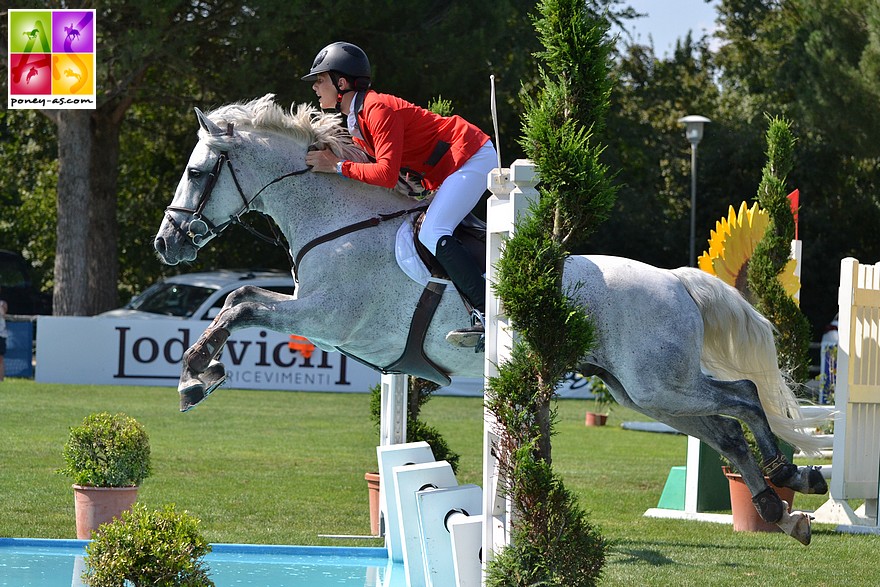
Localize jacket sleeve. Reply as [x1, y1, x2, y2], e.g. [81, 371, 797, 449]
[342, 102, 403, 189]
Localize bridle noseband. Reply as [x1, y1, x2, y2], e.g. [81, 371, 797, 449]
[164, 123, 311, 247]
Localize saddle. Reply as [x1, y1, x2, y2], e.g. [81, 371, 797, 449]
[413, 212, 487, 279]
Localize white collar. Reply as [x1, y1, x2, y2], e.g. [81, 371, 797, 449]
[347, 109, 363, 140]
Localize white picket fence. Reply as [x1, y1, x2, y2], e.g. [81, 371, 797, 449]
[813, 257, 880, 531]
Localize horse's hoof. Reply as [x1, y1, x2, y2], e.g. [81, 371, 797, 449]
[201, 361, 227, 394]
[179, 382, 207, 412]
[178, 363, 226, 412]
[776, 506, 812, 546]
[185, 328, 230, 373]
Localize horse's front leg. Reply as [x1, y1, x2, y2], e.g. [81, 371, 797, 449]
[179, 286, 297, 412]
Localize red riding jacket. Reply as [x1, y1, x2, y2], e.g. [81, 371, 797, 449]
[339, 91, 490, 191]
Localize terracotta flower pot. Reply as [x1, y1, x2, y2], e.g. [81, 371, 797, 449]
[73, 485, 139, 539]
[364, 472, 381, 536]
[722, 468, 795, 532]
[585, 412, 608, 427]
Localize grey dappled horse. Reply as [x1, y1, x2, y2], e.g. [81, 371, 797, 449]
[155, 95, 827, 544]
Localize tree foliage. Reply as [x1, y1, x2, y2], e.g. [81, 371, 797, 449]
[713, 0, 880, 336]
[590, 0, 880, 340]
[0, 0, 541, 312]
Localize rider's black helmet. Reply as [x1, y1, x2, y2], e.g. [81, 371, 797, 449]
[302, 41, 371, 89]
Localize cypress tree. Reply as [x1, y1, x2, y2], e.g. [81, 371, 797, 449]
[748, 116, 812, 384]
[485, 1, 617, 584]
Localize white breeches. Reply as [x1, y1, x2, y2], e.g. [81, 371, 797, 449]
[418, 141, 497, 254]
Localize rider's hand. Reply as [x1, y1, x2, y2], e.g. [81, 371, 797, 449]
[305, 148, 340, 173]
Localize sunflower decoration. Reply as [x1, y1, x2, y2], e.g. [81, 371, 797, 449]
[698, 201, 800, 304]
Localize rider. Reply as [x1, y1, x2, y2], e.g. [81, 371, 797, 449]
[303, 41, 496, 348]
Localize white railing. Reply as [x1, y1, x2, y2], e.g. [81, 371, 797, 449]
[813, 257, 880, 530]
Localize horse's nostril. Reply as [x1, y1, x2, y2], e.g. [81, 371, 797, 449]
[154, 237, 166, 254]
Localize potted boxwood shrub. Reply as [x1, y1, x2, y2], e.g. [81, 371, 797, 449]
[83, 503, 213, 587]
[58, 412, 151, 539]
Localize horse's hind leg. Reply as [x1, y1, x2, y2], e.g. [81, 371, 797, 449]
[702, 377, 827, 496]
[656, 413, 812, 545]
[648, 374, 826, 496]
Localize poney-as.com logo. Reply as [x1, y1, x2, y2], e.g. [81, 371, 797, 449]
[7, 9, 96, 109]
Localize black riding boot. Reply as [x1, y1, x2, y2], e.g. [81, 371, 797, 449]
[434, 235, 485, 348]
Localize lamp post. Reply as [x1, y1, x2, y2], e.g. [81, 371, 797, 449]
[678, 115, 711, 267]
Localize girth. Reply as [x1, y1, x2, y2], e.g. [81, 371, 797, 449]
[334, 279, 452, 386]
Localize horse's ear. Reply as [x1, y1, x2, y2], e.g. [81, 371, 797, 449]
[194, 107, 224, 136]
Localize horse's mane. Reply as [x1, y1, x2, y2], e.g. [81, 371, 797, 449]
[202, 93, 368, 162]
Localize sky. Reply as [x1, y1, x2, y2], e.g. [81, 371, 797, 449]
[619, 0, 722, 56]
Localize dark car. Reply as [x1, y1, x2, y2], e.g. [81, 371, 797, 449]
[0, 250, 52, 315]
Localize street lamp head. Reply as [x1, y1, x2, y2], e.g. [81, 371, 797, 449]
[678, 115, 711, 146]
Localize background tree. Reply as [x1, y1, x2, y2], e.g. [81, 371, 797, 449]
[0, 0, 542, 313]
[2, 0, 878, 346]
[2, 0, 261, 314]
[592, 0, 880, 342]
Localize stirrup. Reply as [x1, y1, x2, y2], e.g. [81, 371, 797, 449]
[445, 310, 485, 350]
[470, 308, 485, 329]
[445, 326, 484, 349]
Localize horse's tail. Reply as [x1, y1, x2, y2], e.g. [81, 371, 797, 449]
[671, 267, 825, 456]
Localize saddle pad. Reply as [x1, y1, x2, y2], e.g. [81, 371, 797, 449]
[395, 220, 432, 286]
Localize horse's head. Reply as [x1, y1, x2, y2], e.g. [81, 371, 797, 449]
[155, 94, 363, 265]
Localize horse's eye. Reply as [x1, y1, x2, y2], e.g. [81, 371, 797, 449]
[188, 168, 203, 179]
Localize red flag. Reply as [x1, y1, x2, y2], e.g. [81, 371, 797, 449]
[787, 189, 799, 240]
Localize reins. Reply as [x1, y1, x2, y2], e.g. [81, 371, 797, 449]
[165, 121, 427, 283]
[164, 149, 311, 249]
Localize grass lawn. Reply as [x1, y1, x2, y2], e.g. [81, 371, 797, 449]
[2, 379, 879, 585]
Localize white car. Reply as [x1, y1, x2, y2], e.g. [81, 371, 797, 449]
[99, 269, 295, 320]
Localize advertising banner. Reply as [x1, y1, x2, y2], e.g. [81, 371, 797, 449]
[35, 317, 595, 398]
[35, 316, 377, 392]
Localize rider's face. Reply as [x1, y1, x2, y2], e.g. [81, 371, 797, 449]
[312, 73, 338, 110]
